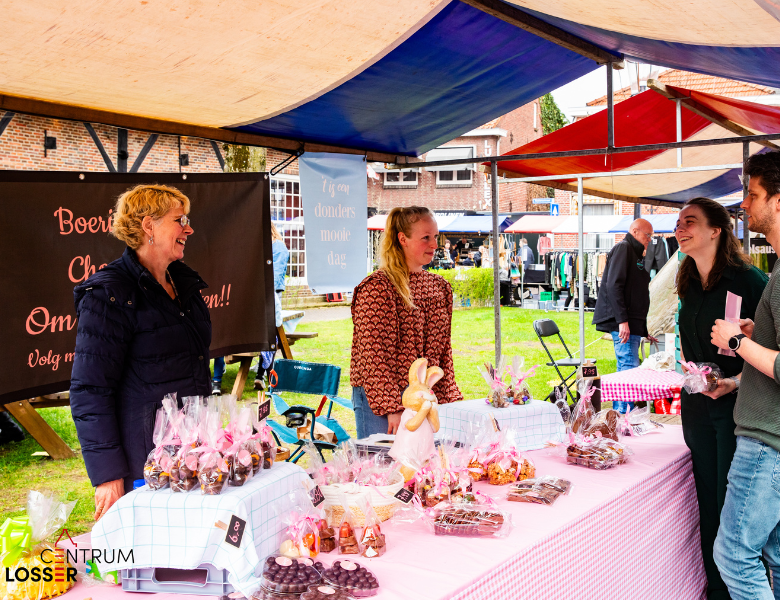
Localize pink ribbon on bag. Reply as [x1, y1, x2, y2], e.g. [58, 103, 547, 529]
[191, 444, 229, 472]
[473, 490, 497, 507]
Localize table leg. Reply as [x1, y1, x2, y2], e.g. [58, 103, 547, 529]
[277, 325, 293, 359]
[4, 400, 75, 459]
[231, 357, 253, 398]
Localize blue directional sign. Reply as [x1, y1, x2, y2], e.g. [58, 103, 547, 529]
[550, 203, 559, 216]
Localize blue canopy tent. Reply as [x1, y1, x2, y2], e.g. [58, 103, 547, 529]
[3, 0, 779, 369]
[439, 215, 515, 234]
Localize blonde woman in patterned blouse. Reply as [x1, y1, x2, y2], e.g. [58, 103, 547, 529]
[350, 206, 463, 438]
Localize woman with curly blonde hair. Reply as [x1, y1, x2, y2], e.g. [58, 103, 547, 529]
[350, 206, 462, 437]
[70, 184, 212, 520]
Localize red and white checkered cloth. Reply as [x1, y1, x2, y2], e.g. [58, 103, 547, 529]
[449, 450, 705, 600]
[601, 367, 684, 403]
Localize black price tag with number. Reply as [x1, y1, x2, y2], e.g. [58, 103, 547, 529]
[225, 515, 246, 548]
[394, 488, 414, 504]
[257, 400, 271, 423]
[310, 485, 325, 507]
[581, 365, 598, 378]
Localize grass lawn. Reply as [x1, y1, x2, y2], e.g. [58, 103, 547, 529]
[0, 307, 616, 537]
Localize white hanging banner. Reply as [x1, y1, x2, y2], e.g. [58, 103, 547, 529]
[299, 152, 368, 294]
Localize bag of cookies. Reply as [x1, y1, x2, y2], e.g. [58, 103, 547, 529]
[680, 361, 724, 394]
[507, 476, 571, 505]
[484, 429, 535, 485]
[143, 406, 175, 490]
[566, 435, 633, 470]
[428, 501, 512, 538]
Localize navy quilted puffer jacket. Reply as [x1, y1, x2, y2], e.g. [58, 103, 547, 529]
[70, 247, 212, 492]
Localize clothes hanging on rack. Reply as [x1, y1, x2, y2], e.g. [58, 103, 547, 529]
[544, 250, 608, 299]
[644, 236, 669, 272]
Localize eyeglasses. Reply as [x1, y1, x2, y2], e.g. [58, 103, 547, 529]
[635, 230, 653, 241]
[174, 215, 191, 228]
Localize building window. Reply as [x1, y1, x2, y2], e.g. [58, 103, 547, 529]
[271, 176, 305, 282]
[582, 202, 615, 251]
[436, 169, 473, 185]
[384, 171, 418, 187]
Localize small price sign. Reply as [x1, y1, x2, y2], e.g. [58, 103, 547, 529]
[225, 515, 246, 548]
[257, 400, 271, 423]
[310, 485, 325, 507]
[581, 365, 598, 378]
[394, 488, 414, 504]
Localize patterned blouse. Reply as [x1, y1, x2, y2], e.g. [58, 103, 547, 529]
[350, 269, 463, 415]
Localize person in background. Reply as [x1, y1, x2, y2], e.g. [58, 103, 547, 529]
[436, 242, 454, 269]
[473, 247, 482, 268]
[255, 223, 290, 390]
[0, 413, 25, 445]
[448, 240, 458, 263]
[675, 197, 767, 600]
[350, 206, 462, 438]
[70, 184, 210, 519]
[461, 251, 475, 266]
[592, 218, 656, 411]
[519, 238, 534, 268]
[711, 151, 780, 599]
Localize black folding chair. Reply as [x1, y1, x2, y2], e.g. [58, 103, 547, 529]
[533, 318, 597, 404]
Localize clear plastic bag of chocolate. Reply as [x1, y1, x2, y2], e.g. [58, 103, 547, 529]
[356, 497, 385, 558]
[581, 408, 621, 441]
[506, 356, 537, 405]
[0, 491, 78, 600]
[618, 405, 664, 437]
[427, 501, 513, 538]
[566, 436, 633, 470]
[680, 361, 724, 394]
[507, 476, 572, 505]
[143, 406, 175, 490]
[224, 402, 255, 487]
[461, 415, 498, 482]
[336, 494, 361, 556]
[196, 403, 229, 495]
[479, 359, 510, 407]
[570, 379, 597, 434]
[275, 488, 321, 558]
[170, 396, 203, 492]
[252, 393, 277, 473]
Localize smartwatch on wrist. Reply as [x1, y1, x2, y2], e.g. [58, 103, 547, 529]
[728, 334, 747, 351]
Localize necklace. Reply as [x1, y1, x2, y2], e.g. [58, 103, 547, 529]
[165, 269, 181, 306]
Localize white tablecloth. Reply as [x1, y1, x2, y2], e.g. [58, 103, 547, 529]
[90, 462, 309, 596]
[437, 399, 566, 449]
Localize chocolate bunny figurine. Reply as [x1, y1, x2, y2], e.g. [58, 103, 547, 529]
[389, 357, 443, 481]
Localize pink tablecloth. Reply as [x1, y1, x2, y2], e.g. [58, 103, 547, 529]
[60, 427, 705, 600]
[601, 367, 684, 403]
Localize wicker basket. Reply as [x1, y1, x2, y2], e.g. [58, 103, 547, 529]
[321, 475, 404, 527]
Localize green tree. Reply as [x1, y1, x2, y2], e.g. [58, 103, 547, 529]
[222, 144, 266, 172]
[540, 93, 568, 135]
[539, 93, 569, 197]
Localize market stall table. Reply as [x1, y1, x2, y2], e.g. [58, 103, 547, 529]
[63, 426, 704, 600]
[89, 462, 309, 596]
[438, 399, 566, 450]
[600, 367, 684, 404]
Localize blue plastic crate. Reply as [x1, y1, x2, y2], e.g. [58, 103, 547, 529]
[122, 563, 233, 596]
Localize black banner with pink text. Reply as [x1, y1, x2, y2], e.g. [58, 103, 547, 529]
[0, 171, 274, 403]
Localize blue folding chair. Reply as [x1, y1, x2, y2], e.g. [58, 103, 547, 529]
[266, 359, 353, 463]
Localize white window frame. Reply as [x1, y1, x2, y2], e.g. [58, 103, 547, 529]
[582, 202, 616, 251]
[270, 174, 307, 286]
[432, 144, 477, 186]
[384, 170, 419, 187]
[436, 168, 473, 185]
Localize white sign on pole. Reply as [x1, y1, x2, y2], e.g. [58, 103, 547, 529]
[298, 153, 368, 294]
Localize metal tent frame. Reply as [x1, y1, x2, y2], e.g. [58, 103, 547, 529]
[387, 63, 766, 368]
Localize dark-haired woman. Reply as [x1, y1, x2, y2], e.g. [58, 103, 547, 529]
[676, 197, 767, 600]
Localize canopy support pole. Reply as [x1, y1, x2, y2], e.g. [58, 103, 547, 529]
[743, 141, 750, 253]
[491, 160, 501, 367]
[578, 177, 585, 365]
[676, 99, 683, 168]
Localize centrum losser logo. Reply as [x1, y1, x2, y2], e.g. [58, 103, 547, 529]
[3, 528, 133, 584]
